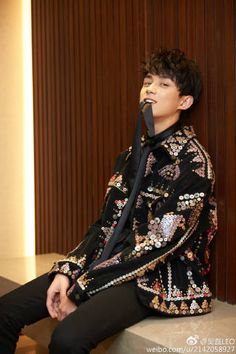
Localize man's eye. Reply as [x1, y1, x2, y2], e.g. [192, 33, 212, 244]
[160, 82, 169, 87]
[143, 81, 151, 87]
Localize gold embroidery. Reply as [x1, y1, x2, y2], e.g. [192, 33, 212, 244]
[151, 296, 160, 309]
[149, 296, 212, 315]
[160, 300, 168, 312]
[180, 301, 189, 315]
[168, 301, 179, 313]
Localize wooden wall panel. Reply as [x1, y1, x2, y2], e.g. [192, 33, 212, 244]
[31, 0, 236, 304]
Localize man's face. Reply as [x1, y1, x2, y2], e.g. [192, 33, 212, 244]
[139, 73, 183, 120]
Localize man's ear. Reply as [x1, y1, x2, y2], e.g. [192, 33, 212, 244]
[178, 95, 194, 111]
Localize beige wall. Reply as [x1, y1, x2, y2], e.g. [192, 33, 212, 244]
[0, 0, 32, 258]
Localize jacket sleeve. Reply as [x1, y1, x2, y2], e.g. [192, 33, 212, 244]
[48, 219, 103, 282]
[66, 159, 216, 304]
[48, 150, 130, 282]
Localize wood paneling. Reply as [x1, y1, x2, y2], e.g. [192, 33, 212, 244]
[31, 0, 236, 304]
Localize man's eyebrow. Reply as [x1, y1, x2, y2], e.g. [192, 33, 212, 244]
[144, 73, 153, 79]
[159, 74, 172, 80]
[144, 73, 172, 80]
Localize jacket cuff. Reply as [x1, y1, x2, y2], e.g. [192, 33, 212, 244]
[67, 282, 90, 306]
[48, 268, 74, 286]
[48, 257, 85, 283]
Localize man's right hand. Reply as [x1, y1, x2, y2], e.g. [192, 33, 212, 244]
[46, 274, 70, 319]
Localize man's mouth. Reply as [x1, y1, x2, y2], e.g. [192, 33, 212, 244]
[143, 98, 157, 104]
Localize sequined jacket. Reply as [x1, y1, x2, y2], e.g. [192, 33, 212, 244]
[49, 125, 217, 316]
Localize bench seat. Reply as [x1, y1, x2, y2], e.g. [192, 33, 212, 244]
[0, 254, 235, 353]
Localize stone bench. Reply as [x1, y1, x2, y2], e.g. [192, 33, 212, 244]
[1, 254, 236, 353]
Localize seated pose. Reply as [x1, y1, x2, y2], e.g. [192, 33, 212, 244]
[0, 48, 217, 354]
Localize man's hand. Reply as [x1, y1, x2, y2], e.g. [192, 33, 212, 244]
[46, 274, 77, 320]
[55, 294, 78, 321]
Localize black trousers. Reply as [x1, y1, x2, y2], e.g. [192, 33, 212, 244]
[0, 273, 151, 354]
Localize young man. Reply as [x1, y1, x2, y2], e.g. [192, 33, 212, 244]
[0, 49, 217, 354]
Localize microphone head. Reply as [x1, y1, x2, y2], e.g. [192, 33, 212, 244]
[139, 100, 151, 112]
[139, 101, 155, 137]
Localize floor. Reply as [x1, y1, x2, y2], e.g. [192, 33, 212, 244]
[16, 335, 48, 354]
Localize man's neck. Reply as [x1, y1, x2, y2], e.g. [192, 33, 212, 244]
[154, 115, 180, 135]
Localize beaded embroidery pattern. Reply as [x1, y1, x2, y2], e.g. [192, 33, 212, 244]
[186, 139, 214, 180]
[177, 192, 205, 212]
[107, 172, 128, 194]
[49, 125, 217, 317]
[158, 163, 181, 181]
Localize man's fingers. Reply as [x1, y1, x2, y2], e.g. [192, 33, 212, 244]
[46, 298, 57, 318]
[59, 288, 67, 302]
[56, 296, 78, 321]
[45, 275, 70, 320]
[46, 290, 59, 319]
[46, 301, 56, 318]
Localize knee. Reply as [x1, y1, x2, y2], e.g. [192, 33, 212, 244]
[49, 323, 92, 354]
[0, 296, 22, 333]
[49, 326, 70, 354]
[0, 298, 16, 330]
[49, 328, 71, 354]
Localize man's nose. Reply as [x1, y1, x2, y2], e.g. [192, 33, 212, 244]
[146, 84, 156, 94]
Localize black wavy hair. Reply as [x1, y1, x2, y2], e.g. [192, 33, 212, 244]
[142, 48, 202, 104]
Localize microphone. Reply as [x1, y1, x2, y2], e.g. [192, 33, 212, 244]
[140, 101, 155, 138]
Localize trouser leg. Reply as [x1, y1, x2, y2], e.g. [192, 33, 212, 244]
[49, 280, 151, 354]
[0, 273, 51, 354]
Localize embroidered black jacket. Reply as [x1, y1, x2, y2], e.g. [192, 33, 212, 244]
[49, 125, 217, 316]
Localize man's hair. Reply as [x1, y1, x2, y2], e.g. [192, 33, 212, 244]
[142, 48, 202, 104]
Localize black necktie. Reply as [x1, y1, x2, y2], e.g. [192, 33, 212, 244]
[89, 104, 180, 270]
[89, 103, 154, 270]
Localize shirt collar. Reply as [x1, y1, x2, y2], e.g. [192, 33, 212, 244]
[143, 125, 196, 160]
[160, 125, 196, 159]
